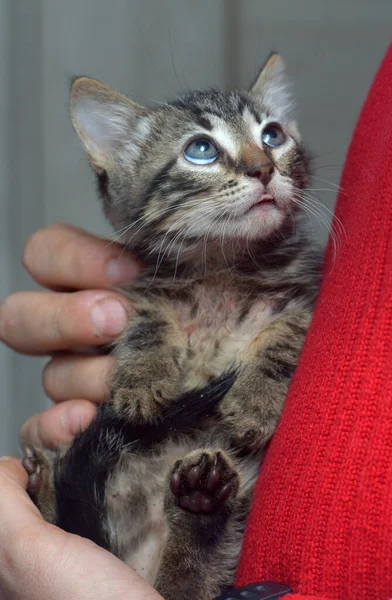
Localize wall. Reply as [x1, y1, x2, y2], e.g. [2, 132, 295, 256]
[0, 0, 390, 453]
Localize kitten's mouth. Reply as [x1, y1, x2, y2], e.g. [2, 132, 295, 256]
[245, 194, 276, 213]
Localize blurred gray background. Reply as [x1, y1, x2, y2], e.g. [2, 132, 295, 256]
[0, 0, 391, 454]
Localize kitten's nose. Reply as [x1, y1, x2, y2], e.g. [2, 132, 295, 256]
[247, 162, 274, 186]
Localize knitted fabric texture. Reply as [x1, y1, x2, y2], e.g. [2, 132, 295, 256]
[236, 44, 392, 600]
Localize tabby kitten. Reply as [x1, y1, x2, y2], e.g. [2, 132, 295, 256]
[24, 54, 321, 600]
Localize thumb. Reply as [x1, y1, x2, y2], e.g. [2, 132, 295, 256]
[0, 457, 162, 600]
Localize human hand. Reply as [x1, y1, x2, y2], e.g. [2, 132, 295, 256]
[0, 225, 160, 599]
[0, 456, 162, 600]
[0, 224, 141, 447]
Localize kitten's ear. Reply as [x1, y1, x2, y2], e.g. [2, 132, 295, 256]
[70, 77, 147, 170]
[250, 53, 293, 118]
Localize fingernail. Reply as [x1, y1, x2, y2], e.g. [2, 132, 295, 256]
[91, 298, 128, 337]
[107, 256, 140, 284]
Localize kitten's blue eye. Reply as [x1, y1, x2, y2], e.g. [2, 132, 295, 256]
[184, 139, 218, 165]
[262, 125, 285, 147]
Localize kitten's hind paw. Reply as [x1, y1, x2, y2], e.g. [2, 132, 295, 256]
[169, 449, 239, 514]
[22, 446, 57, 523]
[22, 446, 43, 497]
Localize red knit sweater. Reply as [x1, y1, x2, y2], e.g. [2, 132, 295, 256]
[236, 44, 392, 600]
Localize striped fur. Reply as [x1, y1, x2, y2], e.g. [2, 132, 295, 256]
[25, 54, 322, 600]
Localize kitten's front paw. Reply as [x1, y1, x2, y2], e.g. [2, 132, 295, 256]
[112, 379, 180, 422]
[232, 425, 274, 450]
[168, 450, 239, 514]
[219, 391, 280, 451]
[223, 411, 278, 451]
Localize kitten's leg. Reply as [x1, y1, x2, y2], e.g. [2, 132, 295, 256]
[22, 305, 182, 526]
[112, 304, 186, 422]
[219, 309, 312, 451]
[22, 404, 127, 549]
[155, 448, 246, 600]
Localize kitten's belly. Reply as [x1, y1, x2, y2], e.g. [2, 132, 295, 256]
[124, 514, 166, 583]
[106, 438, 203, 584]
[174, 289, 275, 388]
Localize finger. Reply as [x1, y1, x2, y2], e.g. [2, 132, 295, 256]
[23, 223, 141, 290]
[20, 400, 97, 449]
[0, 458, 42, 530]
[43, 355, 113, 403]
[0, 461, 163, 600]
[0, 289, 131, 354]
[0, 457, 28, 490]
[0, 458, 44, 566]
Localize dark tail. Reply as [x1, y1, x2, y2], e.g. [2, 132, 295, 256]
[54, 370, 236, 549]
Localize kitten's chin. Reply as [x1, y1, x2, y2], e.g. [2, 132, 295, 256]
[229, 181, 295, 240]
[235, 202, 288, 241]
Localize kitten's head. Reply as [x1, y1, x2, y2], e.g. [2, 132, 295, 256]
[70, 54, 309, 260]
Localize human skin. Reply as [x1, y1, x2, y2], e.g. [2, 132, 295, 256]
[0, 457, 163, 600]
[0, 223, 141, 447]
[0, 224, 163, 599]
